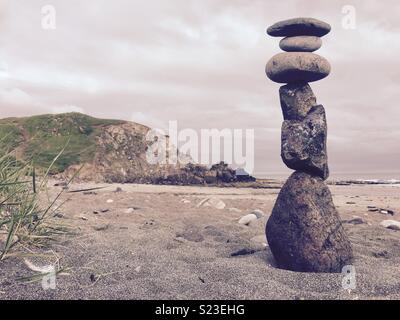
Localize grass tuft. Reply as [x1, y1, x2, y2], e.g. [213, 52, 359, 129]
[0, 139, 79, 260]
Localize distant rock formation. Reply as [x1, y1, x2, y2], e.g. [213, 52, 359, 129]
[146, 162, 255, 185]
[0, 113, 254, 185]
[265, 18, 353, 273]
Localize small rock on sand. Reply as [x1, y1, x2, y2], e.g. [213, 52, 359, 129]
[93, 209, 110, 214]
[251, 209, 264, 218]
[250, 235, 268, 247]
[197, 198, 226, 210]
[368, 206, 395, 215]
[93, 224, 110, 231]
[124, 207, 139, 214]
[125, 208, 134, 214]
[379, 209, 395, 215]
[83, 191, 97, 195]
[230, 248, 257, 257]
[238, 214, 258, 226]
[176, 229, 204, 242]
[380, 220, 400, 231]
[346, 216, 365, 225]
[373, 250, 390, 259]
[106, 199, 114, 204]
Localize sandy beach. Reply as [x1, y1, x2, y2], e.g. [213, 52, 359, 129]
[1, 182, 399, 300]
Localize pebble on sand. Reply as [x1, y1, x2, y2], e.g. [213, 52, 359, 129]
[238, 214, 258, 226]
[346, 216, 366, 225]
[250, 235, 268, 247]
[197, 198, 226, 210]
[251, 209, 264, 218]
[380, 220, 400, 231]
[230, 248, 257, 257]
[93, 224, 110, 231]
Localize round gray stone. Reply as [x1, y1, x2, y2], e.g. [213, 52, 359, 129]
[280, 36, 322, 52]
[267, 18, 331, 37]
[266, 52, 331, 83]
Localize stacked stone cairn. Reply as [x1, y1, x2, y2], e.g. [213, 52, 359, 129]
[265, 18, 353, 273]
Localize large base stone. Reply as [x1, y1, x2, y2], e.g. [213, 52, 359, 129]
[266, 171, 353, 273]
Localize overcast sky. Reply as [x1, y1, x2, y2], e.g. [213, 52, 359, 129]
[0, 0, 399, 178]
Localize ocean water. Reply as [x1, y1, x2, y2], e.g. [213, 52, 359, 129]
[255, 171, 400, 182]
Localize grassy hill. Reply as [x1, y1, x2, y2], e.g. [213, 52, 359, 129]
[0, 112, 255, 185]
[0, 113, 126, 173]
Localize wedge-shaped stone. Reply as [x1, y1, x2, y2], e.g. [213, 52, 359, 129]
[266, 171, 353, 273]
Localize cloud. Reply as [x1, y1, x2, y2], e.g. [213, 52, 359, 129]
[51, 105, 84, 114]
[0, 87, 37, 106]
[0, 0, 399, 177]
[131, 111, 166, 130]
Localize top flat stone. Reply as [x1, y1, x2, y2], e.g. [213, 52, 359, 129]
[267, 18, 331, 37]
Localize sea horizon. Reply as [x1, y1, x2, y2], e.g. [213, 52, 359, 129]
[254, 171, 400, 182]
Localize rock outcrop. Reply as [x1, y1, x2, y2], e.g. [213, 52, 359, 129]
[265, 17, 353, 273]
[0, 113, 254, 185]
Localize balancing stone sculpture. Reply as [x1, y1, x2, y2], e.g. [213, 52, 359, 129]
[265, 18, 353, 273]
